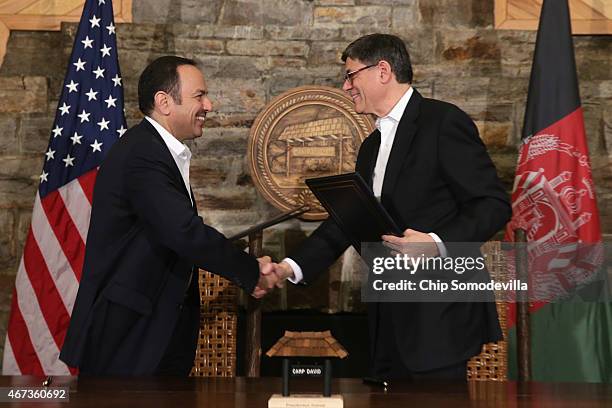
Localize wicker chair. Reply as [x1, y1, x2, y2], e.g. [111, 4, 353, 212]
[190, 270, 239, 377]
[467, 241, 508, 381]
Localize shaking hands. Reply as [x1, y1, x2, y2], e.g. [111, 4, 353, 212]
[251, 257, 295, 298]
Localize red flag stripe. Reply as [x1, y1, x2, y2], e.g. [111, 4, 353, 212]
[59, 176, 93, 245]
[3, 180, 93, 375]
[40, 191, 86, 282]
[13, 257, 70, 374]
[30, 194, 80, 313]
[22, 227, 71, 350]
[4, 289, 42, 375]
[77, 168, 97, 205]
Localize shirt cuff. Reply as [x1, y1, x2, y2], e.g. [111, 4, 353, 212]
[282, 257, 303, 284]
[428, 232, 448, 258]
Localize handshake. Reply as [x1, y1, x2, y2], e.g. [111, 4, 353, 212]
[251, 256, 295, 298]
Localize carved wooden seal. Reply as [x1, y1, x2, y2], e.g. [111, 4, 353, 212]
[248, 86, 374, 220]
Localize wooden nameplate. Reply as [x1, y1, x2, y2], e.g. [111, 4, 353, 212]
[268, 394, 343, 408]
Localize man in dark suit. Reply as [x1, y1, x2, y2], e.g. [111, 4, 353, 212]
[60, 56, 276, 376]
[272, 34, 511, 380]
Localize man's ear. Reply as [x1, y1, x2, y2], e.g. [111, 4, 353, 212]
[378, 60, 393, 84]
[154, 91, 171, 115]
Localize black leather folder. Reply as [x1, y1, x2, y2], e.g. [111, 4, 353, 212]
[305, 172, 402, 247]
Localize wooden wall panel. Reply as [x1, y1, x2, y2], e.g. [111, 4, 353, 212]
[0, 0, 132, 66]
[495, 0, 612, 34]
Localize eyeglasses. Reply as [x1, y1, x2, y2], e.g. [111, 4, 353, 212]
[343, 63, 378, 84]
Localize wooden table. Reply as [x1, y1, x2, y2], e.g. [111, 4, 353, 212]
[1, 376, 611, 407]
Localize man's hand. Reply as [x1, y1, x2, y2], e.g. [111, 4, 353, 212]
[382, 229, 440, 257]
[272, 261, 295, 289]
[250, 258, 298, 297]
[251, 256, 279, 298]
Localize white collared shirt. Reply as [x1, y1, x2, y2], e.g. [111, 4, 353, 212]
[285, 87, 447, 284]
[145, 116, 193, 205]
[372, 86, 413, 197]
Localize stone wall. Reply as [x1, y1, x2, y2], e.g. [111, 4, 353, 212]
[0, 0, 611, 365]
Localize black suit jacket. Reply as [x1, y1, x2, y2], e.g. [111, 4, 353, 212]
[60, 119, 259, 375]
[290, 90, 511, 372]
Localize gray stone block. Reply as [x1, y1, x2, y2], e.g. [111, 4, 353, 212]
[314, 6, 392, 27]
[227, 40, 309, 57]
[187, 127, 249, 157]
[208, 78, 267, 113]
[0, 32, 63, 78]
[0, 179, 37, 209]
[193, 55, 270, 79]
[264, 26, 340, 41]
[392, 6, 421, 28]
[0, 156, 44, 183]
[166, 23, 215, 39]
[198, 187, 257, 211]
[582, 102, 604, 156]
[18, 114, 53, 155]
[575, 37, 612, 81]
[0, 115, 18, 155]
[0, 211, 15, 271]
[420, 0, 493, 28]
[173, 38, 225, 55]
[604, 105, 612, 159]
[0, 77, 48, 114]
[132, 0, 223, 24]
[214, 25, 264, 40]
[220, 0, 313, 26]
[189, 157, 232, 188]
[315, 0, 355, 5]
[308, 41, 347, 65]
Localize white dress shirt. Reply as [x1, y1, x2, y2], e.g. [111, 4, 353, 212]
[285, 87, 447, 284]
[372, 87, 413, 197]
[145, 116, 193, 205]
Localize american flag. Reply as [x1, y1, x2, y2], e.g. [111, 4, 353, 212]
[2, 0, 126, 375]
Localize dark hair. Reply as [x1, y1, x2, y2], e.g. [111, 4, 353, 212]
[341, 34, 413, 84]
[138, 56, 197, 115]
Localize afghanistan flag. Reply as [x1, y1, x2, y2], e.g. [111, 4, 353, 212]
[504, 0, 612, 382]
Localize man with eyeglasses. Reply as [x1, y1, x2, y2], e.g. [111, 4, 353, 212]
[271, 34, 511, 381]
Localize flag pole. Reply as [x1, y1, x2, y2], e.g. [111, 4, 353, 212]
[515, 228, 531, 382]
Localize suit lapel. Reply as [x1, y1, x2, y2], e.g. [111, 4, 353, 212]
[380, 89, 422, 204]
[356, 129, 381, 189]
[140, 119, 194, 207]
[190, 188, 198, 213]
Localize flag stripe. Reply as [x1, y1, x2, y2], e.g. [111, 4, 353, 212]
[14, 258, 70, 375]
[40, 191, 86, 282]
[2, 333, 21, 375]
[521, 0, 579, 140]
[30, 194, 80, 312]
[77, 168, 97, 205]
[22, 227, 71, 350]
[59, 176, 93, 244]
[4, 289, 42, 375]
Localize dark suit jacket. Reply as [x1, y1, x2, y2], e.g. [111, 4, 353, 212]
[290, 90, 512, 372]
[60, 119, 259, 375]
